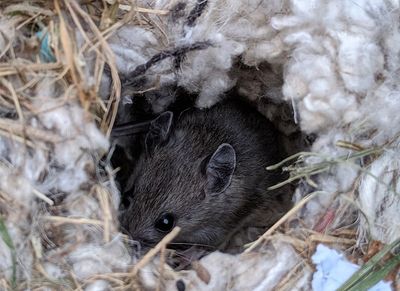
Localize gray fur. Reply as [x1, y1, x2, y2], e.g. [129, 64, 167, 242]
[119, 100, 292, 249]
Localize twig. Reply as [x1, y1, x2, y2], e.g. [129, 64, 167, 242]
[0, 118, 62, 143]
[0, 63, 62, 77]
[244, 191, 323, 252]
[104, 0, 169, 14]
[95, 185, 113, 242]
[43, 216, 103, 225]
[131, 227, 181, 276]
[1, 79, 24, 123]
[32, 189, 54, 206]
[68, 0, 121, 138]
[309, 233, 356, 245]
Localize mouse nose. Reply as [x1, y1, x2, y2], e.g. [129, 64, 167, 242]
[130, 236, 158, 250]
[132, 237, 158, 255]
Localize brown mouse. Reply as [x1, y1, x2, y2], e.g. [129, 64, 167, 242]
[118, 99, 291, 252]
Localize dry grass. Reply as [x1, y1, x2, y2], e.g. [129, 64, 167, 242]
[0, 1, 397, 290]
[0, 1, 174, 289]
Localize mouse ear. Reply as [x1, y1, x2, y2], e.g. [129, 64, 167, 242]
[205, 143, 236, 196]
[145, 111, 173, 154]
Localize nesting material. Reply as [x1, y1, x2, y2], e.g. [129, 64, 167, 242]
[0, 2, 130, 289]
[0, 0, 399, 290]
[162, 243, 309, 291]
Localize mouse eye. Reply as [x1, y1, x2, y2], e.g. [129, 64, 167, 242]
[155, 213, 175, 233]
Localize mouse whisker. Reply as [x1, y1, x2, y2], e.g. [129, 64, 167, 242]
[168, 242, 216, 249]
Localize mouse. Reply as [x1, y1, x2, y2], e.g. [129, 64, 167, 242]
[118, 99, 292, 253]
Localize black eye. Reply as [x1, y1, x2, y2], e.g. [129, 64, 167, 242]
[155, 213, 175, 233]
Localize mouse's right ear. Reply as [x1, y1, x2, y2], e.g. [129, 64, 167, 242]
[204, 143, 236, 196]
[145, 111, 173, 154]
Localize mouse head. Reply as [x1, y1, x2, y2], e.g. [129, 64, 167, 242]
[119, 111, 238, 250]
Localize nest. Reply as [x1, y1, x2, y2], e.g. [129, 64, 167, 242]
[0, 0, 399, 290]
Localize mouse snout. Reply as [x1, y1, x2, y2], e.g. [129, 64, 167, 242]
[131, 236, 157, 250]
[133, 236, 158, 247]
[126, 225, 161, 249]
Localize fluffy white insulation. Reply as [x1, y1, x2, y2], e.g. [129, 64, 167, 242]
[1, 0, 400, 289]
[0, 78, 132, 288]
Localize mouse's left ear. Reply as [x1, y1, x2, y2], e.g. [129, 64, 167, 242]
[204, 143, 236, 196]
[145, 111, 173, 154]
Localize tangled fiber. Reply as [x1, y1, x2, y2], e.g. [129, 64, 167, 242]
[0, 0, 399, 290]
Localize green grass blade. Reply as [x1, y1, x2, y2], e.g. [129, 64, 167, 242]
[0, 217, 17, 289]
[337, 238, 400, 291]
[266, 151, 317, 170]
[347, 254, 400, 291]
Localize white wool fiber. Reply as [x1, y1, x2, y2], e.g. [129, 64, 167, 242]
[163, 242, 310, 290]
[358, 150, 400, 243]
[106, 0, 288, 110]
[2, 0, 400, 288]
[102, 0, 400, 287]
[68, 237, 131, 280]
[271, 0, 400, 246]
[0, 65, 130, 288]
